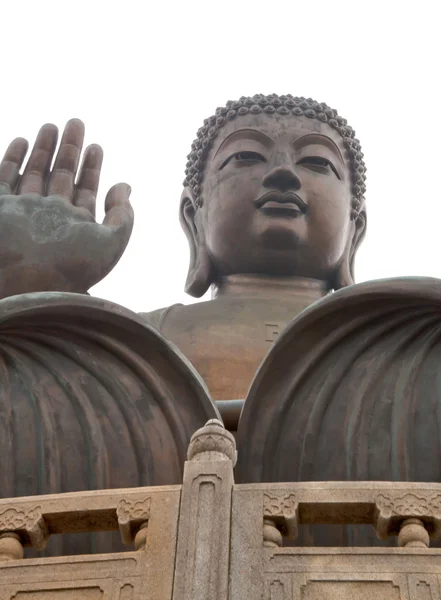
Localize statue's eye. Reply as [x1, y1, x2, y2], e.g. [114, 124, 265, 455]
[298, 156, 340, 179]
[220, 151, 266, 169]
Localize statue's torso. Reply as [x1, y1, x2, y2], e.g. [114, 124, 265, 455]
[141, 275, 326, 400]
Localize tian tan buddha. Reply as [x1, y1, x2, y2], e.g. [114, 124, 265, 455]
[2, 94, 440, 552]
[0, 94, 366, 401]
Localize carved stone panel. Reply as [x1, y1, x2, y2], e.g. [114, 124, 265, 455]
[408, 575, 440, 600]
[0, 506, 48, 550]
[11, 588, 104, 600]
[264, 575, 292, 600]
[176, 474, 223, 600]
[299, 580, 401, 600]
[376, 492, 441, 539]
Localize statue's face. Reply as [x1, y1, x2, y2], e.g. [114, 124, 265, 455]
[195, 113, 356, 283]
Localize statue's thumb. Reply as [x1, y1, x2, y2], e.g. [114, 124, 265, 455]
[103, 183, 134, 237]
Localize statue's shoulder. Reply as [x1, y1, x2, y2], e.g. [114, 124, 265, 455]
[139, 300, 216, 332]
[139, 304, 184, 330]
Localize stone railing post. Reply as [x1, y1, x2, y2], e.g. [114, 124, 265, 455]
[172, 418, 236, 600]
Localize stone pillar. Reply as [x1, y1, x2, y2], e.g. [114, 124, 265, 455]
[172, 418, 236, 600]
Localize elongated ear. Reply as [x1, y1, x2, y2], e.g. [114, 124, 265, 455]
[333, 209, 367, 290]
[179, 187, 215, 298]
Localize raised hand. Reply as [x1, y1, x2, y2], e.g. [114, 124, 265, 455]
[0, 119, 134, 298]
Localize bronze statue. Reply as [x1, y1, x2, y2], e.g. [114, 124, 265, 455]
[4, 95, 441, 553]
[0, 95, 367, 401]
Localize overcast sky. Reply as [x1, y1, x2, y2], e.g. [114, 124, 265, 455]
[2, 0, 440, 313]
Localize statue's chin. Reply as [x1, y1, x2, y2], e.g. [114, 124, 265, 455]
[257, 220, 303, 251]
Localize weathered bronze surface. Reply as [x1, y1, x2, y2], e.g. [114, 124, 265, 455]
[0, 119, 133, 298]
[141, 275, 326, 399]
[0, 293, 218, 554]
[0, 292, 217, 491]
[238, 276, 441, 483]
[236, 276, 441, 545]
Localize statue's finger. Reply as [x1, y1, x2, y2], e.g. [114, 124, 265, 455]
[102, 182, 134, 234]
[73, 144, 103, 217]
[47, 118, 85, 201]
[18, 124, 58, 195]
[0, 137, 29, 193]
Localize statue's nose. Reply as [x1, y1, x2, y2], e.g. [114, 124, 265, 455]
[262, 165, 301, 192]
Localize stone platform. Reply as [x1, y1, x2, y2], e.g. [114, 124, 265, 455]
[0, 420, 440, 600]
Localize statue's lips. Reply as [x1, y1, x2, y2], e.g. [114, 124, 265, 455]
[255, 192, 307, 217]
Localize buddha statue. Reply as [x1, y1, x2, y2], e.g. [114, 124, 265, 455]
[0, 94, 367, 403]
[8, 97, 440, 554]
[5, 98, 441, 554]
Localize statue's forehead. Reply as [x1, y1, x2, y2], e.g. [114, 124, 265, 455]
[209, 113, 345, 155]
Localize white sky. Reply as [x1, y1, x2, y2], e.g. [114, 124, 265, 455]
[2, 0, 440, 313]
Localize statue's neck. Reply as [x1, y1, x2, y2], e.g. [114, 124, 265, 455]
[212, 274, 328, 303]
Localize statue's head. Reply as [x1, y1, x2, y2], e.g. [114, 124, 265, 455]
[180, 94, 367, 297]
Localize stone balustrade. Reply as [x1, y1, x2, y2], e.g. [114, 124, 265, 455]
[0, 420, 440, 599]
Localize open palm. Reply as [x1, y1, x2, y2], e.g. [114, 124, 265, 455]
[0, 119, 134, 298]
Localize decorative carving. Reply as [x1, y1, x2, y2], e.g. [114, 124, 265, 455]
[117, 497, 151, 545]
[0, 506, 41, 530]
[376, 492, 441, 517]
[263, 493, 298, 540]
[0, 505, 48, 550]
[187, 419, 237, 465]
[263, 493, 297, 517]
[375, 492, 441, 539]
[117, 497, 151, 522]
